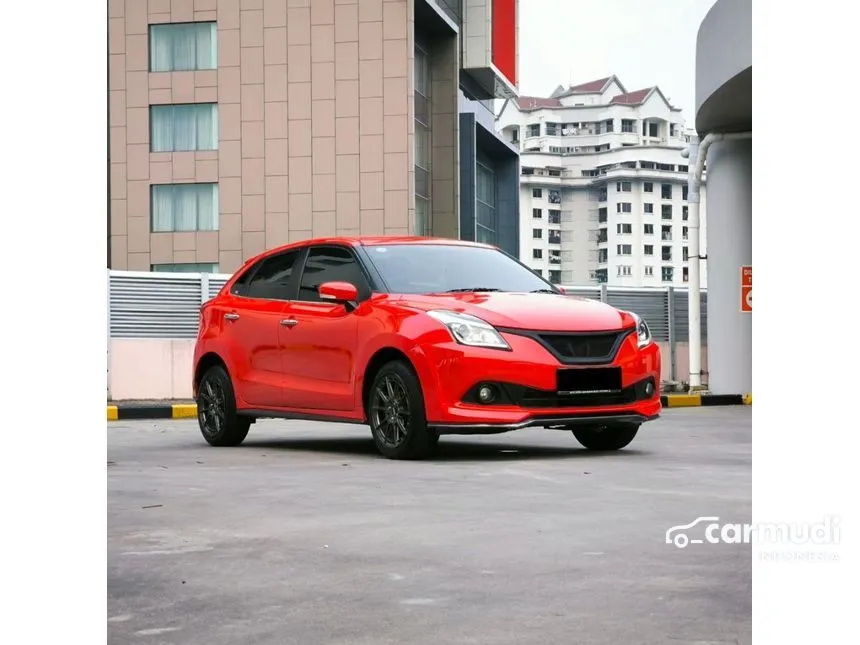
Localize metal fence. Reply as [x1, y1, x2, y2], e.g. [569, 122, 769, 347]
[107, 270, 707, 343]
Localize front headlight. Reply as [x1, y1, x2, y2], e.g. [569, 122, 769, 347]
[628, 311, 653, 348]
[426, 310, 511, 350]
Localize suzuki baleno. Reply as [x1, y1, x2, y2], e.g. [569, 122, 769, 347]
[193, 237, 662, 459]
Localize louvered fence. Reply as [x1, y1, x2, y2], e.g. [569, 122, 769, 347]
[107, 270, 706, 343]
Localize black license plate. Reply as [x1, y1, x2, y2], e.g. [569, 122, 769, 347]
[557, 367, 622, 394]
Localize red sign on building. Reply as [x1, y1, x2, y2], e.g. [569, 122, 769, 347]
[741, 266, 752, 312]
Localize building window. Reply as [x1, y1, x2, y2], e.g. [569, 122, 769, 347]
[644, 224, 654, 235]
[598, 207, 607, 223]
[683, 226, 689, 240]
[151, 262, 219, 273]
[598, 248, 608, 263]
[532, 188, 542, 198]
[150, 103, 218, 152]
[532, 228, 542, 239]
[644, 202, 653, 214]
[527, 123, 540, 137]
[643, 181, 653, 193]
[545, 123, 558, 136]
[621, 119, 636, 133]
[679, 164, 689, 173]
[644, 244, 654, 255]
[661, 204, 673, 220]
[683, 267, 689, 282]
[644, 266, 654, 277]
[532, 208, 542, 218]
[683, 247, 689, 261]
[616, 244, 632, 255]
[661, 183, 672, 199]
[548, 189, 561, 204]
[682, 206, 689, 220]
[662, 246, 672, 261]
[548, 230, 561, 244]
[151, 183, 219, 232]
[682, 185, 689, 200]
[617, 265, 631, 277]
[548, 270, 561, 284]
[616, 181, 632, 192]
[414, 44, 431, 235]
[475, 162, 497, 244]
[616, 223, 632, 234]
[532, 249, 543, 259]
[616, 202, 632, 213]
[662, 267, 674, 282]
[548, 210, 561, 224]
[149, 22, 217, 72]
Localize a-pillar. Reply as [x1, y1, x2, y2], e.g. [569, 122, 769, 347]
[704, 138, 752, 394]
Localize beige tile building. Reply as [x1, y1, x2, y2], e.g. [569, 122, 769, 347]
[108, 0, 520, 274]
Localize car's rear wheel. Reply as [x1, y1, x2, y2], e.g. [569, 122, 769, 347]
[367, 360, 438, 460]
[571, 423, 640, 451]
[197, 365, 251, 447]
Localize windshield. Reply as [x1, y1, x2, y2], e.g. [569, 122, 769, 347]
[365, 244, 559, 294]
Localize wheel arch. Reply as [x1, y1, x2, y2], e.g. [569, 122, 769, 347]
[194, 351, 229, 397]
[361, 347, 419, 421]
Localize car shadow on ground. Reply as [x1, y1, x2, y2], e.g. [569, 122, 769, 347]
[240, 435, 650, 462]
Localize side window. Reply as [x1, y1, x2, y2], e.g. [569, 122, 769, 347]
[230, 260, 262, 296]
[297, 246, 369, 302]
[245, 250, 301, 300]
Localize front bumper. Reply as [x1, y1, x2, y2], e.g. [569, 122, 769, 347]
[411, 327, 662, 433]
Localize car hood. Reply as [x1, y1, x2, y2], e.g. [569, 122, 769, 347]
[394, 292, 632, 332]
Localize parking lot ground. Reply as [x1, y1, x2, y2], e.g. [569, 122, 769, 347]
[108, 407, 751, 645]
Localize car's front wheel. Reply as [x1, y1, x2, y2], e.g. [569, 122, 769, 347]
[571, 423, 640, 451]
[367, 360, 438, 460]
[197, 365, 251, 447]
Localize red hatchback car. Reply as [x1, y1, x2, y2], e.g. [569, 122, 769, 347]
[193, 236, 662, 459]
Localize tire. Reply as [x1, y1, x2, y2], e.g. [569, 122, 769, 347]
[571, 423, 640, 451]
[367, 360, 437, 460]
[196, 364, 251, 447]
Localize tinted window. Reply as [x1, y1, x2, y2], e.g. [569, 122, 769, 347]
[245, 250, 301, 300]
[298, 246, 369, 302]
[365, 244, 557, 294]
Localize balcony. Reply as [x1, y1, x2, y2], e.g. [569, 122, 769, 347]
[549, 256, 561, 265]
[548, 233, 562, 245]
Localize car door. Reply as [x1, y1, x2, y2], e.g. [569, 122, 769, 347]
[278, 245, 369, 411]
[221, 248, 302, 408]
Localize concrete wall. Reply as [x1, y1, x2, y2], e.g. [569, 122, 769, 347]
[108, 339, 707, 401]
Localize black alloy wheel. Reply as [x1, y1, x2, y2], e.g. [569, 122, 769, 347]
[368, 360, 438, 460]
[196, 365, 250, 447]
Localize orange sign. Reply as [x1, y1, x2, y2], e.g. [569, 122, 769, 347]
[741, 266, 752, 312]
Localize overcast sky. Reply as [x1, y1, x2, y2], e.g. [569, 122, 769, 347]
[516, 0, 719, 124]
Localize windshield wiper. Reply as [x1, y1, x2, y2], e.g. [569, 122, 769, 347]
[445, 287, 504, 293]
[530, 288, 558, 294]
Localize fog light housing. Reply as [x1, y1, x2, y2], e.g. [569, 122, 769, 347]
[644, 381, 655, 397]
[477, 384, 496, 403]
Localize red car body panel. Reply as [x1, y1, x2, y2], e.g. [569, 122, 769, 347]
[193, 236, 662, 432]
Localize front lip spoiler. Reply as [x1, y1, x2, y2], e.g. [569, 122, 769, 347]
[431, 413, 660, 434]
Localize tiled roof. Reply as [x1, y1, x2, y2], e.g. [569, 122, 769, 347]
[567, 77, 612, 93]
[609, 88, 655, 106]
[514, 96, 563, 110]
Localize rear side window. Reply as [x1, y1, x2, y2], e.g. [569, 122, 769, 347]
[298, 246, 369, 302]
[244, 250, 301, 300]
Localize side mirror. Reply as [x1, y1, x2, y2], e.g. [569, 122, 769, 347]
[319, 281, 359, 305]
[557, 286, 567, 295]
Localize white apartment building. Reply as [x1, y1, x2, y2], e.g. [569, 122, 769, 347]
[496, 75, 708, 288]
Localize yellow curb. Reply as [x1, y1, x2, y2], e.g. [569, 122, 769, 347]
[172, 403, 198, 419]
[107, 405, 118, 421]
[743, 393, 752, 405]
[664, 394, 702, 407]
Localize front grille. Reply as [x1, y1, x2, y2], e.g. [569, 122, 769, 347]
[538, 330, 630, 363]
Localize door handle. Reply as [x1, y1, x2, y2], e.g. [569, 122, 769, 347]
[224, 313, 240, 321]
[280, 319, 298, 327]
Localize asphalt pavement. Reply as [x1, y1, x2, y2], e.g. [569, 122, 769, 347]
[108, 407, 751, 645]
